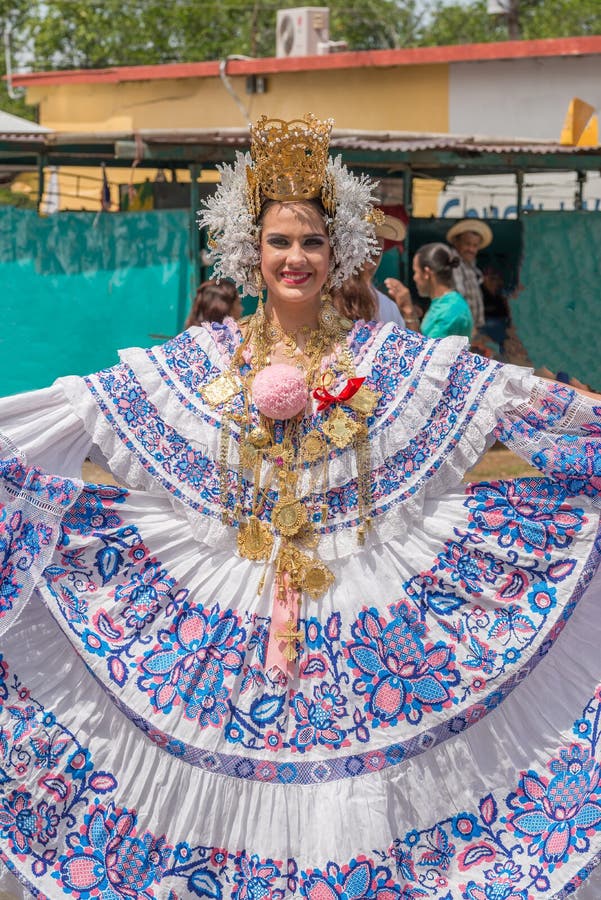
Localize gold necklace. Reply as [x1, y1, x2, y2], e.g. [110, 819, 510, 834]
[250, 309, 341, 391]
[202, 301, 379, 669]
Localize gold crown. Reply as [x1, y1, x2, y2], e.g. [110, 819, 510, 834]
[247, 114, 333, 212]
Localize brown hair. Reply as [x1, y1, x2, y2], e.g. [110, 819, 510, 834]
[332, 274, 377, 322]
[185, 279, 239, 327]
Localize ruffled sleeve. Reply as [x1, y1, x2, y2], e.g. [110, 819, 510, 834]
[0, 380, 93, 477]
[0, 382, 87, 635]
[494, 375, 601, 503]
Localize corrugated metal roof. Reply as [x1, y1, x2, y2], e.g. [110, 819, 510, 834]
[330, 132, 601, 155]
[0, 110, 50, 136]
[0, 126, 593, 152]
[0, 128, 599, 176]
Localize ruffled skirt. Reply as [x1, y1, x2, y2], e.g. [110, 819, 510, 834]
[1, 475, 600, 899]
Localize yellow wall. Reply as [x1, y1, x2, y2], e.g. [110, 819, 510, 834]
[24, 63, 449, 211]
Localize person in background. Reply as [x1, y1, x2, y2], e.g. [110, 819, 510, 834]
[385, 242, 473, 339]
[479, 266, 511, 357]
[184, 278, 242, 327]
[446, 218, 493, 335]
[333, 213, 406, 326]
[370, 214, 407, 325]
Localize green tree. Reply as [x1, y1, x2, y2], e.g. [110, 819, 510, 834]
[23, 0, 424, 70]
[422, 0, 601, 45]
[18, 0, 601, 73]
[0, 0, 35, 120]
[519, 0, 601, 39]
[420, 0, 506, 46]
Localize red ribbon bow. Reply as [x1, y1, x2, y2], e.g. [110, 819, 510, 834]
[312, 376, 366, 412]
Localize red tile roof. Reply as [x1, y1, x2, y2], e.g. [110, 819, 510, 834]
[12, 35, 601, 87]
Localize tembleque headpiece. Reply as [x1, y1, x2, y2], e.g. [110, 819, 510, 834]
[199, 113, 382, 296]
[247, 114, 333, 211]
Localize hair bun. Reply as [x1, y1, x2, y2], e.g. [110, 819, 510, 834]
[450, 255, 461, 269]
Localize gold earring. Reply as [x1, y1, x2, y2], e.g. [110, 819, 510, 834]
[254, 270, 265, 322]
[318, 288, 338, 334]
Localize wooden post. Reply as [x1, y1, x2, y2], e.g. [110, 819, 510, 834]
[187, 164, 202, 329]
[37, 154, 46, 214]
[515, 170, 524, 220]
[402, 168, 413, 282]
[575, 171, 586, 210]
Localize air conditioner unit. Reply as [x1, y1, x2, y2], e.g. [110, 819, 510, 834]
[276, 7, 329, 58]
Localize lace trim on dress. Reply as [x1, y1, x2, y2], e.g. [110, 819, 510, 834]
[57, 327, 599, 558]
[0, 432, 83, 637]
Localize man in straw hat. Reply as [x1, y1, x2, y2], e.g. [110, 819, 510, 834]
[446, 218, 493, 334]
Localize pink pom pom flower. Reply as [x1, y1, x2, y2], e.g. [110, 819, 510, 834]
[252, 364, 308, 420]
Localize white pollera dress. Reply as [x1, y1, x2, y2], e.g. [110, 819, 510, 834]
[0, 320, 600, 900]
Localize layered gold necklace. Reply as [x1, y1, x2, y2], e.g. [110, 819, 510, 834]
[201, 301, 379, 671]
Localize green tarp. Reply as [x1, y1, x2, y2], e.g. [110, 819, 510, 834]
[0, 208, 190, 396]
[516, 212, 601, 391]
[1, 206, 599, 397]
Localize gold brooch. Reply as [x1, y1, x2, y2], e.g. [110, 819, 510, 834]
[201, 372, 239, 408]
[347, 385, 380, 417]
[302, 558, 335, 600]
[300, 429, 326, 462]
[237, 515, 274, 561]
[272, 496, 308, 537]
[248, 426, 271, 448]
[322, 407, 362, 449]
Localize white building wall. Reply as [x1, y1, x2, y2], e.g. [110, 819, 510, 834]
[442, 55, 601, 218]
[449, 56, 601, 139]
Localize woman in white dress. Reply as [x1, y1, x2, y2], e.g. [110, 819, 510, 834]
[0, 113, 600, 900]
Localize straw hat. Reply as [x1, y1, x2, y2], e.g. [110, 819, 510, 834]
[446, 219, 493, 249]
[375, 214, 406, 243]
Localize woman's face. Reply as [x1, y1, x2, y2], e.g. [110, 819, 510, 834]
[260, 202, 331, 308]
[412, 255, 431, 298]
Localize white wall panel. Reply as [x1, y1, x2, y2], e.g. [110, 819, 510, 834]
[449, 57, 601, 139]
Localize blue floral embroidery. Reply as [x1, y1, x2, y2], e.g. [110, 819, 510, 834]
[115, 562, 178, 630]
[465, 479, 584, 557]
[290, 683, 348, 753]
[505, 743, 601, 870]
[57, 802, 171, 899]
[61, 484, 128, 536]
[301, 858, 406, 899]
[1, 508, 53, 614]
[0, 789, 59, 855]
[138, 603, 246, 727]
[1, 449, 80, 619]
[41, 475, 595, 775]
[1, 458, 79, 507]
[345, 601, 459, 727]
[495, 381, 601, 500]
[3, 651, 601, 898]
[232, 852, 286, 900]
